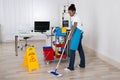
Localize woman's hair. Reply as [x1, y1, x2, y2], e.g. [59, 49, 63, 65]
[68, 4, 76, 11]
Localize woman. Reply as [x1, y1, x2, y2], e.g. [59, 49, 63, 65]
[64, 4, 85, 71]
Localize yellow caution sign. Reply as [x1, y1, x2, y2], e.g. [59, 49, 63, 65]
[22, 46, 40, 72]
[62, 27, 67, 33]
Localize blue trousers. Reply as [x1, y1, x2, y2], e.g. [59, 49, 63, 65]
[68, 34, 85, 70]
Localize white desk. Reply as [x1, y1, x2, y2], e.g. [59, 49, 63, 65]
[15, 32, 47, 56]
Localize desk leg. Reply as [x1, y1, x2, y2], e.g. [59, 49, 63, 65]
[15, 36, 18, 56]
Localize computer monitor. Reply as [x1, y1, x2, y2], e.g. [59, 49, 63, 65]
[34, 21, 50, 32]
[62, 20, 69, 27]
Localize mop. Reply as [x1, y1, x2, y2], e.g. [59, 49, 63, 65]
[48, 31, 71, 77]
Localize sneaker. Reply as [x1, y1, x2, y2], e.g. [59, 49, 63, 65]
[77, 65, 85, 68]
[64, 68, 72, 72]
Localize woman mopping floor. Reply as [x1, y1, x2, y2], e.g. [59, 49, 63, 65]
[48, 4, 85, 77]
[64, 4, 86, 71]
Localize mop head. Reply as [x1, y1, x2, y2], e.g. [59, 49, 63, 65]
[48, 70, 63, 77]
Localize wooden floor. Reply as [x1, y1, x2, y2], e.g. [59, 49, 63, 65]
[0, 40, 120, 80]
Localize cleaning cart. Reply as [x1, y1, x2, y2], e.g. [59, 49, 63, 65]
[54, 27, 67, 59]
[43, 27, 70, 64]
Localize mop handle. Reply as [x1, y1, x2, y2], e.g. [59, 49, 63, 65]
[55, 31, 71, 71]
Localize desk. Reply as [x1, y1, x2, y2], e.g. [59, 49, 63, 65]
[15, 32, 46, 56]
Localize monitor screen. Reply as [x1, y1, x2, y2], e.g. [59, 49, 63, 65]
[62, 20, 69, 27]
[34, 21, 50, 32]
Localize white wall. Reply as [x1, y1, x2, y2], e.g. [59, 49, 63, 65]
[69, 0, 120, 63]
[0, 0, 1, 23]
[0, 0, 3, 42]
[1, 0, 61, 42]
[93, 0, 120, 63]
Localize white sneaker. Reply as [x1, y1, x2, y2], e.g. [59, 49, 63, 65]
[77, 65, 85, 68]
[77, 65, 80, 69]
[64, 68, 71, 72]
